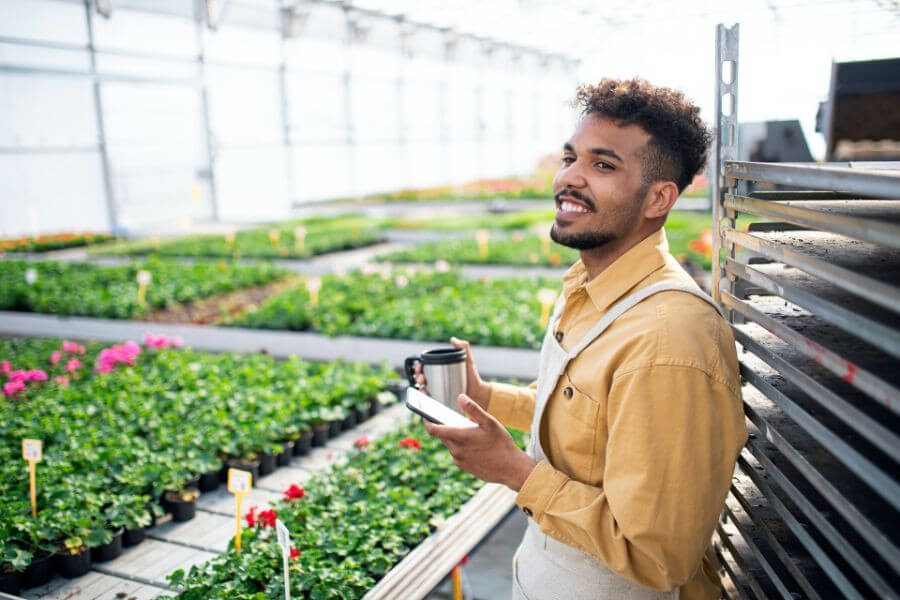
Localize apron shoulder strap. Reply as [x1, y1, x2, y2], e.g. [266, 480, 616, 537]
[567, 282, 718, 358]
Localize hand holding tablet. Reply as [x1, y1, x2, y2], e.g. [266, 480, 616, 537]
[405, 387, 477, 428]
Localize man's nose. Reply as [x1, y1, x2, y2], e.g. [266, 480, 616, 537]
[554, 162, 587, 191]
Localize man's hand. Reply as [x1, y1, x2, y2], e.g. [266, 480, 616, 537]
[423, 393, 537, 492]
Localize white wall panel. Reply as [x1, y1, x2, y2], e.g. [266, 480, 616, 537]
[0, 74, 97, 147]
[0, 153, 107, 237]
[215, 146, 289, 221]
[0, 0, 88, 45]
[291, 144, 354, 202]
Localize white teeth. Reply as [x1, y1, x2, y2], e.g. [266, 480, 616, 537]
[559, 201, 589, 214]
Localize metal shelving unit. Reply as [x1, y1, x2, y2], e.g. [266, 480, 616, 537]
[711, 24, 900, 600]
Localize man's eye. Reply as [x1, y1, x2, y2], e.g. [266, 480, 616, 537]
[561, 156, 575, 165]
[595, 161, 614, 171]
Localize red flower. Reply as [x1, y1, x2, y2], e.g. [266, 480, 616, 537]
[244, 505, 258, 527]
[258, 508, 277, 528]
[399, 437, 421, 450]
[353, 435, 370, 450]
[289, 547, 301, 560]
[283, 484, 305, 500]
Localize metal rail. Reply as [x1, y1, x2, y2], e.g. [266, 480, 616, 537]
[712, 22, 900, 600]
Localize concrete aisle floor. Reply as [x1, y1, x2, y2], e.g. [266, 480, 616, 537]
[426, 509, 527, 600]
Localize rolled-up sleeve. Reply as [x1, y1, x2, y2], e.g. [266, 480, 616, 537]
[514, 364, 746, 591]
[486, 381, 537, 432]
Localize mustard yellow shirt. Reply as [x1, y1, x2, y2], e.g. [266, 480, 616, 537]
[488, 228, 747, 599]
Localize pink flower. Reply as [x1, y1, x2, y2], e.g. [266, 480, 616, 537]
[65, 357, 82, 373]
[62, 341, 85, 355]
[7, 370, 28, 383]
[0, 360, 10, 374]
[95, 341, 142, 373]
[50, 351, 62, 365]
[26, 370, 48, 382]
[353, 435, 370, 450]
[3, 381, 25, 397]
[55, 375, 69, 386]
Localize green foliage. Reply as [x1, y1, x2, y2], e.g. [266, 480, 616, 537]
[170, 426, 527, 599]
[0, 259, 287, 318]
[230, 270, 559, 349]
[377, 235, 578, 267]
[91, 216, 383, 260]
[0, 337, 398, 572]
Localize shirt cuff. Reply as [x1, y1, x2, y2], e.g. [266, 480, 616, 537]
[515, 459, 569, 522]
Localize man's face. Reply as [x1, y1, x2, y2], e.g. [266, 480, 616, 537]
[551, 115, 652, 250]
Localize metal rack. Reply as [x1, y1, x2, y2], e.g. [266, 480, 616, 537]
[712, 24, 900, 599]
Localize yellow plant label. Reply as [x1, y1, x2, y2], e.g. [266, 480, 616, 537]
[22, 439, 42, 462]
[227, 468, 252, 494]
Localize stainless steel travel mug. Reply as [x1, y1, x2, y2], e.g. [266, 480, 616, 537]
[404, 347, 467, 410]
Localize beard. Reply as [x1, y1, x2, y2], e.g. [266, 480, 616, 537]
[550, 223, 616, 250]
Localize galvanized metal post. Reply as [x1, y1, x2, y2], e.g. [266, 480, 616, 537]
[712, 23, 739, 310]
[83, 0, 118, 233]
[278, 5, 296, 207]
[343, 8, 357, 199]
[195, 0, 220, 221]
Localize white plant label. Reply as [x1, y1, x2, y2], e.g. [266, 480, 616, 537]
[136, 270, 152, 286]
[275, 519, 291, 553]
[24, 268, 38, 286]
[22, 438, 42, 462]
[276, 519, 292, 600]
[227, 468, 252, 494]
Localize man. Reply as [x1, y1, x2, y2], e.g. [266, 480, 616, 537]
[419, 78, 747, 599]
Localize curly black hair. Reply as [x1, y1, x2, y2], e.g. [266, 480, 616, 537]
[574, 78, 711, 192]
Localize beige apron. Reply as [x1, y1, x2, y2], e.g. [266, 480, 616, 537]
[512, 281, 719, 600]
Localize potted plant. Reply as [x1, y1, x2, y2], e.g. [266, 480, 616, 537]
[0, 546, 30, 594]
[58, 536, 92, 578]
[163, 488, 199, 522]
[121, 500, 155, 547]
[295, 426, 314, 456]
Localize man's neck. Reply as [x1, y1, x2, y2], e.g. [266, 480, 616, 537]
[579, 225, 660, 281]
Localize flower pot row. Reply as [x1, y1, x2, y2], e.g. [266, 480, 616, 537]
[219, 396, 382, 487]
[0, 528, 142, 594]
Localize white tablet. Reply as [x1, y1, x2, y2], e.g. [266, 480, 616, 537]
[405, 387, 477, 428]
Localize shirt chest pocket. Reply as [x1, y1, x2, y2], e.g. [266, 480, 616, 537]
[546, 373, 601, 479]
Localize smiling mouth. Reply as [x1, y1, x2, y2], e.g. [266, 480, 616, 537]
[555, 195, 594, 218]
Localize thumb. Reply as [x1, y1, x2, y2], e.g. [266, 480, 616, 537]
[458, 393, 491, 426]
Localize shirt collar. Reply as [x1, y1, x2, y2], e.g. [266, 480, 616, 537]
[561, 228, 670, 313]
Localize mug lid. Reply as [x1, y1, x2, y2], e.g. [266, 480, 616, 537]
[420, 347, 466, 365]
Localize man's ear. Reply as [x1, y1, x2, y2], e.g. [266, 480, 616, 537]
[644, 181, 679, 219]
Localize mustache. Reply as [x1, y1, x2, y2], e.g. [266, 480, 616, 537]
[555, 189, 596, 211]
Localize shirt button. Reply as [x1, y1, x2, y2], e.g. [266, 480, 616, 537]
[563, 386, 573, 399]
[555, 330, 564, 342]
[522, 507, 533, 517]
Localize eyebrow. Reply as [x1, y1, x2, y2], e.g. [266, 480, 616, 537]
[563, 142, 624, 163]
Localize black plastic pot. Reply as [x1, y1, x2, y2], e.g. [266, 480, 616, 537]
[294, 431, 313, 456]
[58, 548, 91, 578]
[91, 529, 123, 563]
[369, 397, 380, 418]
[226, 458, 260, 484]
[165, 489, 198, 522]
[24, 551, 54, 588]
[259, 452, 277, 476]
[123, 527, 146, 547]
[0, 570, 20, 595]
[199, 468, 221, 492]
[312, 424, 329, 447]
[328, 419, 342, 438]
[277, 442, 294, 466]
[341, 412, 357, 431]
[354, 406, 369, 424]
